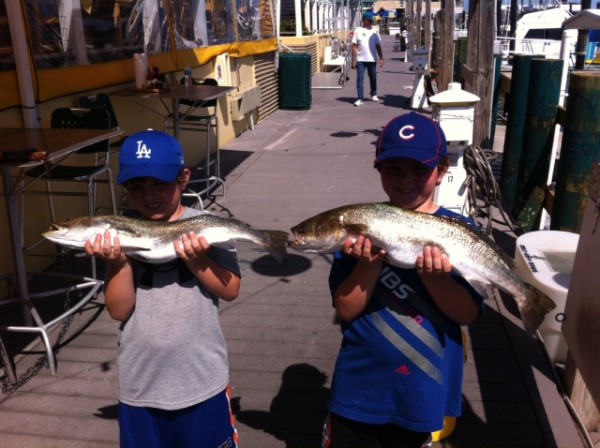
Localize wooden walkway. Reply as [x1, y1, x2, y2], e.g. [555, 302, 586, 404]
[0, 35, 593, 447]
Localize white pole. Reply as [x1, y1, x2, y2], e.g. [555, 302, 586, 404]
[276, 0, 281, 40]
[295, 0, 303, 36]
[6, 0, 38, 127]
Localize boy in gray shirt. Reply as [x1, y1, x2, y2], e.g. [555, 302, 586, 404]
[85, 130, 240, 447]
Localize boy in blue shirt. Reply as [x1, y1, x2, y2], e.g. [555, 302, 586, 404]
[324, 113, 484, 448]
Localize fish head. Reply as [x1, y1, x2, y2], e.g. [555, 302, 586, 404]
[289, 210, 360, 253]
[42, 216, 110, 249]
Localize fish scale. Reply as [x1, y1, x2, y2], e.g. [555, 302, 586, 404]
[289, 202, 555, 334]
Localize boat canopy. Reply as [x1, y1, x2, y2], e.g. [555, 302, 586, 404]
[562, 9, 600, 30]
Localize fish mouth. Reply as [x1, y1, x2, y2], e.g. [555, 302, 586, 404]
[287, 238, 301, 249]
[287, 237, 322, 253]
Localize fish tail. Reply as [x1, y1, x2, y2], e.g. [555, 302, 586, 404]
[519, 287, 556, 335]
[261, 230, 289, 262]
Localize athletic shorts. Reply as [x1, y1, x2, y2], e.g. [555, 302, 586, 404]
[323, 412, 430, 448]
[119, 387, 239, 448]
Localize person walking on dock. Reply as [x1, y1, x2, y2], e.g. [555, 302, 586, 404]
[351, 11, 384, 107]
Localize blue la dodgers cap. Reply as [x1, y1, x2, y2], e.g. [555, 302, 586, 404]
[118, 129, 185, 184]
[375, 112, 447, 169]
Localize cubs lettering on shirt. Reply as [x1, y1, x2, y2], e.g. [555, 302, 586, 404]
[379, 266, 425, 326]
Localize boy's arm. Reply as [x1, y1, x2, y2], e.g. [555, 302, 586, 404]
[333, 236, 384, 321]
[417, 246, 480, 325]
[176, 232, 241, 302]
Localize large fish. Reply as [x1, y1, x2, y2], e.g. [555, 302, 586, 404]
[289, 202, 555, 334]
[43, 214, 289, 263]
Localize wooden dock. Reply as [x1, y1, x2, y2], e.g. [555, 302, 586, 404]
[1, 35, 595, 447]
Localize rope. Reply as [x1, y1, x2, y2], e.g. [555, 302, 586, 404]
[463, 145, 521, 235]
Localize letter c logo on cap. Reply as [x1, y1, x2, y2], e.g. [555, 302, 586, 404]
[398, 124, 415, 141]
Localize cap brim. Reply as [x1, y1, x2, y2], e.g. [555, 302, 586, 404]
[117, 165, 181, 184]
[375, 148, 440, 168]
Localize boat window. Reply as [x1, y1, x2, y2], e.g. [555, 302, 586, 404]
[0, 0, 274, 73]
[523, 28, 563, 41]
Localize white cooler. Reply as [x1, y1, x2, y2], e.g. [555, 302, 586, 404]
[514, 230, 579, 365]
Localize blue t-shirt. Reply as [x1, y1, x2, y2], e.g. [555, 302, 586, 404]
[327, 207, 484, 432]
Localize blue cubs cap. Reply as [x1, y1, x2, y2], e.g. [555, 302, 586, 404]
[118, 129, 185, 184]
[375, 112, 447, 168]
[362, 11, 375, 21]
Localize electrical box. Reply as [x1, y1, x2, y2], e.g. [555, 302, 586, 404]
[412, 48, 428, 74]
[429, 83, 480, 216]
[434, 140, 470, 214]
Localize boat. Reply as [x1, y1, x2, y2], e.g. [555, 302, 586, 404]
[497, 1, 576, 63]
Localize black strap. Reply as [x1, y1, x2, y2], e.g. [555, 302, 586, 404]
[373, 283, 456, 334]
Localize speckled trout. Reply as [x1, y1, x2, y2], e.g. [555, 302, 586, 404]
[289, 202, 555, 334]
[43, 214, 289, 263]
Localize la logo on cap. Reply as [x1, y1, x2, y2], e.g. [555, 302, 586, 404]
[135, 140, 152, 159]
[398, 124, 416, 141]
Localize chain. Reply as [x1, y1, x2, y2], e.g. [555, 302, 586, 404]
[1, 290, 76, 395]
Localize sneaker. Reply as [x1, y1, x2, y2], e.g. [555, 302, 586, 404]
[371, 95, 379, 102]
[353, 99, 363, 107]
[421, 435, 433, 448]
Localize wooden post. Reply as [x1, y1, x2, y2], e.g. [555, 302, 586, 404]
[514, 58, 563, 230]
[563, 355, 600, 433]
[437, 0, 455, 92]
[425, 0, 431, 64]
[406, 0, 414, 56]
[416, 0, 422, 48]
[562, 161, 600, 433]
[499, 54, 540, 214]
[463, 0, 495, 149]
[453, 36, 467, 83]
[551, 72, 600, 232]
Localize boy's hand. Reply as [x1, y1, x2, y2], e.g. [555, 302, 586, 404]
[416, 246, 452, 280]
[175, 232, 210, 262]
[85, 230, 127, 266]
[343, 235, 386, 265]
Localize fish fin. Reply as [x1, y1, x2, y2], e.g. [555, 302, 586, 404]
[121, 245, 152, 252]
[343, 223, 369, 235]
[464, 279, 490, 298]
[117, 235, 160, 254]
[454, 269, 491, 298]
[261, 230, 289, 262]
[519, 287, 556, 335]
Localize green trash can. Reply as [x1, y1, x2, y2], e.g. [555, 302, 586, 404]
[279, 53, 311, 109]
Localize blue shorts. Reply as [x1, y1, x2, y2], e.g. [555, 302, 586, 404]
[119, 387, 239, 448]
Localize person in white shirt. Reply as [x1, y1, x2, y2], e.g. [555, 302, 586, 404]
[351, 11, 384, 107]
